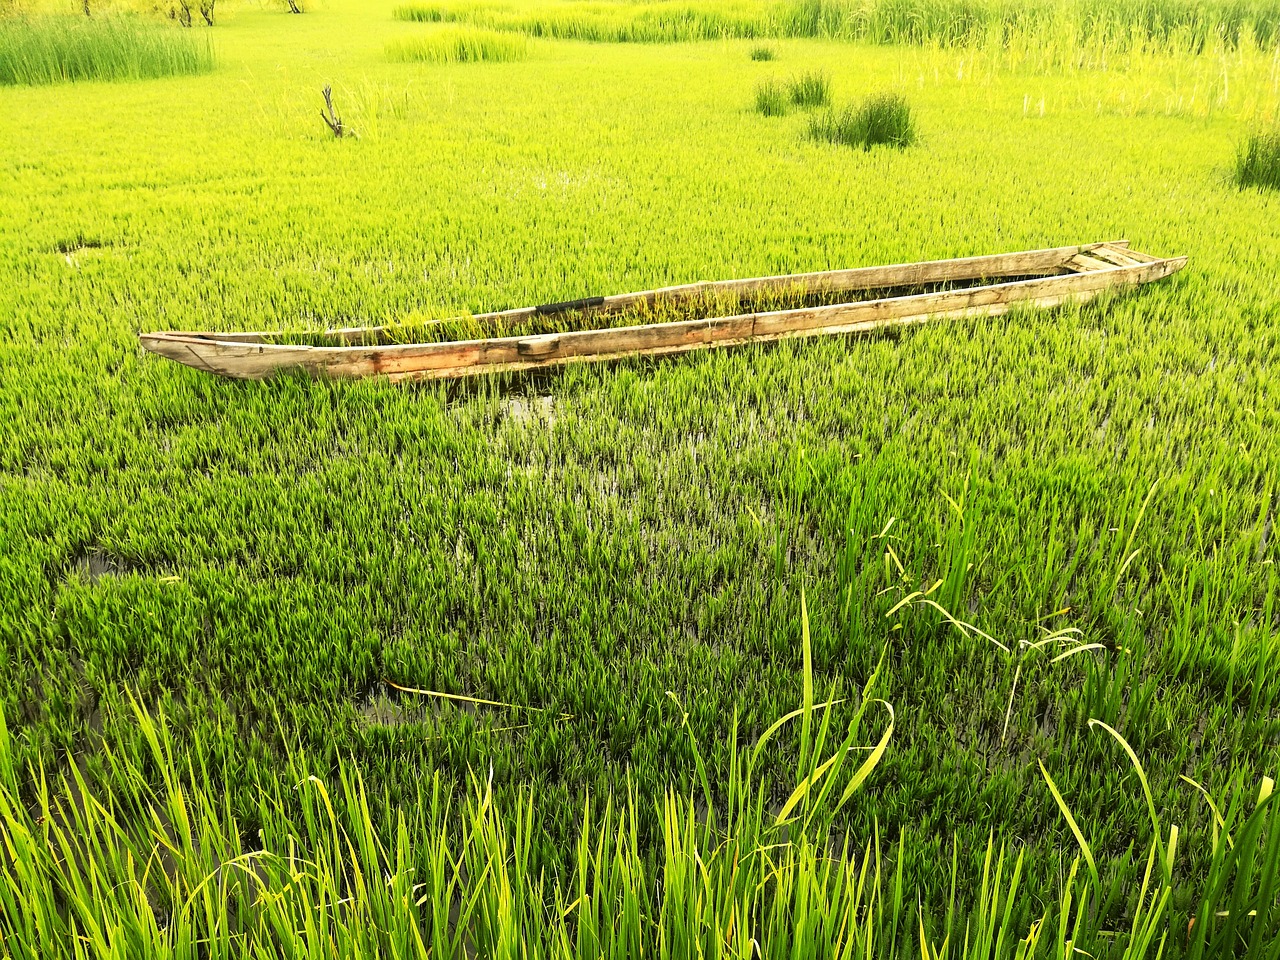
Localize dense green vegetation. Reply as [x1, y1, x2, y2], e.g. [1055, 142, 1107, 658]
[1, 0, 1278, 954]
[392, 0, 1280, 49]
[3, 658, 1277, 958]
[810, 92, 917, 150]
[0, 15, 213, 85]
[785, 68, 829, 107]
[1236, 125, 1280, 189]
[755, 70, 831, 116]
[755, 76, 788, 114]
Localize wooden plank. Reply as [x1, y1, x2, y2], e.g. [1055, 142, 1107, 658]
[1065, 253, 1117, 273]
[591, 243, 1087, 311]
[1090, 245, 1143, 267]
[1112, 246, 1159, 263]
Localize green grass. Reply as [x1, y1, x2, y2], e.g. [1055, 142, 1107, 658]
[787, 68, 830, 106]
[0, 15, 213, 85]
[811, 91, 917, 149]
[1, 0, 1280, 953]
[756, 70, 829, 116]
[1236, 126, 1280, 190]
[392, 2, 449, 22]
[755, 76, 788, 115]
[386, 26, 529, 63]
[749, 42, 776, 59]
[2, 648, 1278, 957]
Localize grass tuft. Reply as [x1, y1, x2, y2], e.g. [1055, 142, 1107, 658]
[1235, 127, 1280, 190]
[393, 3, 454, 22]
[0, 15, 213, 86]
[810, 91, 916, 150]
[749, 43, 776, 60]
[386, 27, 529, 64]
[787, 69, 830, 107]
[755, 77, 788, 116]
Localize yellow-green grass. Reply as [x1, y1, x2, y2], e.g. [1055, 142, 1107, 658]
[0, 14, 213, 85]
[391, 0, 1280, 49]
[386, 25, 528, 63]
[0, 0, 1278, 950]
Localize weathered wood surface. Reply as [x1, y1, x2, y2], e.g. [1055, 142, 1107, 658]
[139, 243, 1186, 382]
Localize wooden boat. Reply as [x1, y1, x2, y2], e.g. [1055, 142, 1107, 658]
[139, 241, 1185, 382]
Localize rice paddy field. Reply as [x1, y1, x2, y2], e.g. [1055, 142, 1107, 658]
[2, 0, 1280, 955]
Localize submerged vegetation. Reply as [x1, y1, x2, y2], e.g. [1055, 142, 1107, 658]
[0, 15, 213, 85]
[2, 0, 1279, 953]
[810, 92, 917, 149]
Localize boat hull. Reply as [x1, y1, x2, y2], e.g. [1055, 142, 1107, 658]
[139, 243, 1186, 382]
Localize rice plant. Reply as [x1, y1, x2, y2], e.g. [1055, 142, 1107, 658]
[0, 15, 214, 85]
[810, 91, 916, 149]
[386, 27, 529, 63]
[787, 68, 830, 106]
[1235, 127, 1280, 190]
[749, 43, 776, 59]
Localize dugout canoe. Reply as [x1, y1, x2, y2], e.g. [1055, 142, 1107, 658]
[139, 241, 1185, 382]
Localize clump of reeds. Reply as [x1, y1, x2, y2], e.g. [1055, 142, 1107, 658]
[755, 77, 788, 115]
[749, 43, 776, 60]
[787, 69, 829, 107]
[810, 91, 916, 150]
[1235, 127, 1280, 190]
[756, 71, 830, 116]
[386, 27, 528, 63]
[0, 15, 214, 85]
[392, 3, 452, 22]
